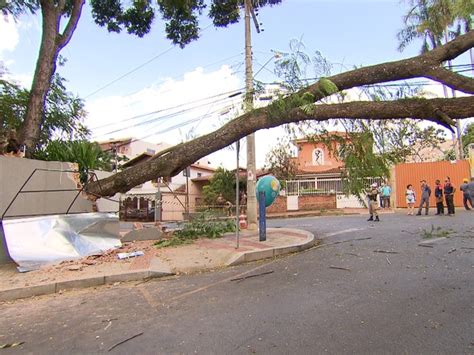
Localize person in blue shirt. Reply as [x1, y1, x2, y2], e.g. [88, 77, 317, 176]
[381, 183, 392, 209]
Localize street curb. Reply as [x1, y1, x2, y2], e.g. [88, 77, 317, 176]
[0, 269, 173, 302]
[226, 229, 315, 266]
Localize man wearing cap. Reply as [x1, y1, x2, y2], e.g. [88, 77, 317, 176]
[367, 183, 380, 222]
[416, 180, 431, 216]
[460, 178, 472, 210]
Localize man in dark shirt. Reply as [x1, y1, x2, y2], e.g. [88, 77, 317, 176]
[444, 177, 456, 215]
[434, 179, 444, 215]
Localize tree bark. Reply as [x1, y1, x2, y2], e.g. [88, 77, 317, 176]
[18, 0, 85, 155]
[86, 31, 474, 198]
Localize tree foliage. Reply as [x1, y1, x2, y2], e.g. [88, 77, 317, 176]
[202, 168, 237, 206]
[35, 140, 113, 184]
[264, 138, 298, 182]
[0, 74, 88, 153]
[398, 0, 473, 52]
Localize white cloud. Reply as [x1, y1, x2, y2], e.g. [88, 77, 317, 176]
[0, 15, 20, 55]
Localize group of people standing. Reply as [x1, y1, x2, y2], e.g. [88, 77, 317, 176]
[405, 177, 474, 216]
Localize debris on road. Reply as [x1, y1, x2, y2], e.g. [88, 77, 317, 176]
[230, 270, 274, 282]
[117, 251, 145, 260]
[418, 244, 434, 248]
[108, 332, 144, 352]
[323, 237, 372, 247]
[448, 248, 457, 254]
[0, 342, 24, 349]
[373, 250, 399, 254]
[329, 266, 351, 272]
[386, 257, 391, 265]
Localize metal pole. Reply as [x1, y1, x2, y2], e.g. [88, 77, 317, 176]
[258, 191, 266, 241]
[155, 179, 161, 222]
[245, 0, 257, 230]
[185, 167, 190, 215]
[236, 140, 240, 249]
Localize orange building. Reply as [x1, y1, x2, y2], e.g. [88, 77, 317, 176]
[293, 132, 348, 176]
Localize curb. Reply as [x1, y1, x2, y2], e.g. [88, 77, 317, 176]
[226, 229, 315, 266]
[1, 229, 314, 302]
[0, 269, 173, 302]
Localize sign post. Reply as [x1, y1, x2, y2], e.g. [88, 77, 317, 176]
[258, 191, 266, 242]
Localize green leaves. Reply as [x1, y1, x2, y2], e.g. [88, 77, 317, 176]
[202, 167, 238, 206]
[264, 137, 298, 181]
[36, 140, 113, 184]
[317, 78, 338, 96]
[0, 73, 88, 152]
[155, 212, 236, 248]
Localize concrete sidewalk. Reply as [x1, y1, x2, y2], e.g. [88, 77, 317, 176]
[0, 228, 314, 302]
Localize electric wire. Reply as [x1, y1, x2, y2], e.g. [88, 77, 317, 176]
[91, 86, 245, 130]
[93, 93, 243, 138]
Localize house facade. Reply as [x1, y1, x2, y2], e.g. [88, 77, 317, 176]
[293, 133, 346, 177]
[98, 138, 216, 221]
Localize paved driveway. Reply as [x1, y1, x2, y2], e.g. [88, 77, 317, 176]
[0, 212, 473, 354]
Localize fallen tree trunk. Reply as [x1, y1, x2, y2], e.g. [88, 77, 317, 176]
[86, 31, 474, 197]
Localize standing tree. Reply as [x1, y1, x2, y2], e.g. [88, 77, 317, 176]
[264, 137, 298, 181]
[0, 0, 283, 156]
[202, 167, 237, 206]
[0, 73, 88, 154]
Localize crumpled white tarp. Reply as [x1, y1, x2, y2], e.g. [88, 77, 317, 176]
[2, 213, 121, 272]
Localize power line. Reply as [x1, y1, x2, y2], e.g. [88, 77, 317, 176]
[93, 94, 242, 138]
[91, 87, 244, 130]
[117, 53, 244, 100]
[84, 46, 175, 99]
[101, 105, 230, 153]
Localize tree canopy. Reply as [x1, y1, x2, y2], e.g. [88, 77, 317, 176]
[0, 0, 283, 155]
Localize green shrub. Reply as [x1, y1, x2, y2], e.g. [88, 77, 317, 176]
[154, 212, 236, 248]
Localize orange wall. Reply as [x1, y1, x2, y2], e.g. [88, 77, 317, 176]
[395, 160, 471, 208]
[296, 141, 343, 173]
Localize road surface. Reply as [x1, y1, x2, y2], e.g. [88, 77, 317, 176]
[1, 212, 473, 354]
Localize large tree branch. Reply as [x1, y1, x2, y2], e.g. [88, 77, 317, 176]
[299, 30, 474, 100]
[85, 32, 474, 197]
[86, 96, 474, 197]
[424, 67, 474, 93]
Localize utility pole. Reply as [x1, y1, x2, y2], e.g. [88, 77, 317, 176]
[244, 0, 257, 230]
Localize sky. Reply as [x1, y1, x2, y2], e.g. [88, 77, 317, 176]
[1, 0, 472, 168]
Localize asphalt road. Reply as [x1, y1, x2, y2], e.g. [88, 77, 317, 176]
[1, 211, 473, 354]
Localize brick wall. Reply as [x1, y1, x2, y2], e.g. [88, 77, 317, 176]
[265, 194, 336, 214]
[299, 194, 336, 210]
[266, 196, 287, 213]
